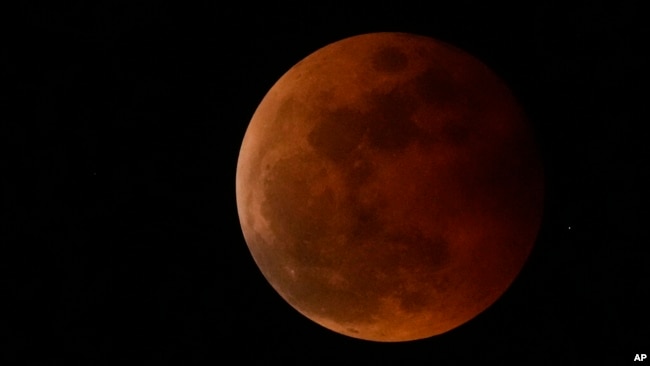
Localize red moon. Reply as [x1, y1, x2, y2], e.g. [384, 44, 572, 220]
[236, 32, 543, 342]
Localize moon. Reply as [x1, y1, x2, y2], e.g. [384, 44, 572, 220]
[236, 32, 543, 342]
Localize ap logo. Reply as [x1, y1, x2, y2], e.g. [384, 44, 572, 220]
[635, 354, 647, 362]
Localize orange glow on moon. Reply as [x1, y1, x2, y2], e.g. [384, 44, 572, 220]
[236, 32, 543, 342]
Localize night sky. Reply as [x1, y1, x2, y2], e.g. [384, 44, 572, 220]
[4, 1, 649, 364]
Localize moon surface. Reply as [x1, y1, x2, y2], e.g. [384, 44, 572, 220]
[236, 32, 543, 342]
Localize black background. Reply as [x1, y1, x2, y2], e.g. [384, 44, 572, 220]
[3, 1, 648, 364]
